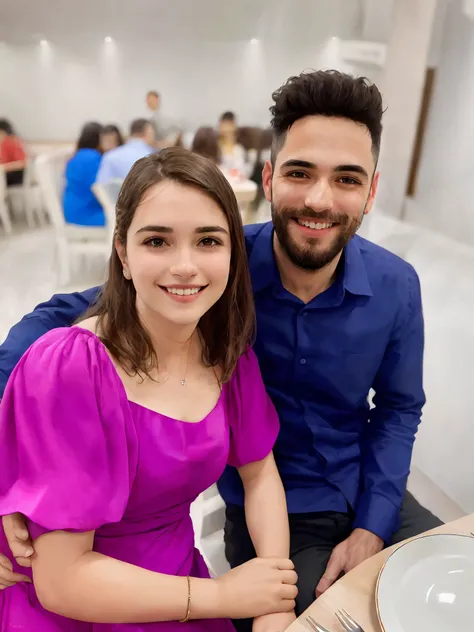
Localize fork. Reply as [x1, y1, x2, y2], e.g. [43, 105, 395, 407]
[335, 609, 365, 632]
[304, 615, 331, 632]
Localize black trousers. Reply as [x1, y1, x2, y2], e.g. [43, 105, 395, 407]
[225, 492, 442, 632]
[6, 169, 24, 187]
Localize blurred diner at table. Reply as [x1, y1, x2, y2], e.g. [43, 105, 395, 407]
[101, 124, 125, 153]
[0, 119, 27, 187]
[218, 111, 251, 177]
[63, 122, 104, 227]
[191, 126, 221, 165]
[96, 118, 155, 184]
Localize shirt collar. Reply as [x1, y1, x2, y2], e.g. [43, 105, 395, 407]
[248, 223, 373, 297]
[342, 236, 373, 297]
[248, 223, 281, 294]
[126, 138, 152, 150]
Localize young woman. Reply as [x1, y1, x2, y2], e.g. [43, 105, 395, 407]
[217, 112, 248, 177]
[0, 148, 297, 631]
[63, 121, 105, 226]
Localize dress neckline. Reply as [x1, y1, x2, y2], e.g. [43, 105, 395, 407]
[70, 326, 225, 425]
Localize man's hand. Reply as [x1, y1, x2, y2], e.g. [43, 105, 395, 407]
[253, 611, 297, 632]
[2, 513, 34, 567]
[0, 554, 31, 590]
[316, 529, 384, 597]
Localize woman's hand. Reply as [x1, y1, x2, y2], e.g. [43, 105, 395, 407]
[2, 513, 34, 567]
[215, 557, 297, 619]
[253, 611, 297, 631]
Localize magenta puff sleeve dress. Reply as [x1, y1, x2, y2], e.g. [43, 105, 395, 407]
[0, 327, 280, 631]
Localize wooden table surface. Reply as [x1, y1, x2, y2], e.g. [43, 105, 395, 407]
[288, 514, 474, 632]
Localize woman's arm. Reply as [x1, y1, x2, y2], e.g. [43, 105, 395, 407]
[239, 452, 289, 559]
[239, 452, 296, 631]
[32, 527, 296, 624]
[33, 529, 218, 623]
[3, 159, 26, 172]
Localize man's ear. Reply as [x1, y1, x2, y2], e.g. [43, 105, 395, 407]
[364, 171, 380, 216]
[262, 160, 273, 203]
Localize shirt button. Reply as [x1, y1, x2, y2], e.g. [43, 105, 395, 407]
[300, 358, 307, 365]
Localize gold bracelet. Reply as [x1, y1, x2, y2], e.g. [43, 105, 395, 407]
[180, 576, 191, 623]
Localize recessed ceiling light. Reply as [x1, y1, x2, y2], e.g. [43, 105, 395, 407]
[104, 36, 113, 44]
[250, 38, 258, 44]
[40, 39, 48, 46]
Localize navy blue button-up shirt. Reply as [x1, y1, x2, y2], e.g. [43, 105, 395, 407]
[0, 222, 425, 542]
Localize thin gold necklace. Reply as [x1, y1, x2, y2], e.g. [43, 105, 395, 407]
[180, 333, 194, 386]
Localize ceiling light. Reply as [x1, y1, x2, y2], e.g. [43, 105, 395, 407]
[39, 39, 48, 46]
[250, 38, 258, 44]
[104, 36, 113, 43]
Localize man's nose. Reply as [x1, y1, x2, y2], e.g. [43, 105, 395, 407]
[304, 180, 334, 212]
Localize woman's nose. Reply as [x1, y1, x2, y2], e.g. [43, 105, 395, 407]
[169, 252, 199, 278]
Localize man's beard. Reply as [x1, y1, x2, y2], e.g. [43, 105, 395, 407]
[271, 203, 365, 271]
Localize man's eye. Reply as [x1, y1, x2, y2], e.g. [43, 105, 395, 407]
[339, 176, 361, 185]
[287, 171, 309, 179]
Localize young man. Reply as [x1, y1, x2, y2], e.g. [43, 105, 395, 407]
[0, 71, 441, 623]
[96, 118, 155, 184]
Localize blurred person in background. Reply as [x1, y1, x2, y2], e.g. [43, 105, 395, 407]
[218, 112, 249, 178]
[63, 121, 105, 227]
[96, 118, 155, 184]
[101, 124, 124, 152]
[0, 118, 27, 187]
[191, 127, 221, 164]
[146, 90, 180, 149]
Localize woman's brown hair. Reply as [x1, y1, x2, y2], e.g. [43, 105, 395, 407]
[85, 147, 255, 383]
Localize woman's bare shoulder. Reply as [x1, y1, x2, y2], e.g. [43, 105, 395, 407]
[75, 316, 100, 334]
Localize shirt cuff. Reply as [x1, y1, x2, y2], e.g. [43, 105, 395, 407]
[353, 492, 400, 543]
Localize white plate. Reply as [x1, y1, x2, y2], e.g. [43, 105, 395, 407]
[376, 534, 474, 632]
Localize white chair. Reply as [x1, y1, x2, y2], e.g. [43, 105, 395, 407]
[0, 167, 13, 235]
[35, 151, 110, 285]
[190, 485, 228, 577]
[92, 179, 124, 244]
[6, 157, 44, 228]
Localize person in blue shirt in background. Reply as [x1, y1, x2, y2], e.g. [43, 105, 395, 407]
[0, 70, 441, 624]
[96, 117, 155, 184]
[63, 121, 105, 226]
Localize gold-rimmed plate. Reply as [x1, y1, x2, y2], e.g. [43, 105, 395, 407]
[376, 534, 474, 632]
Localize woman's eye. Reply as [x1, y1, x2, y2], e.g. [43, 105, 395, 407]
[145, 238, 165, 248]
[199, 237, 220, 247]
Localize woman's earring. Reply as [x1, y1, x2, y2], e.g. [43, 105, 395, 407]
[123, 268, 131, 280]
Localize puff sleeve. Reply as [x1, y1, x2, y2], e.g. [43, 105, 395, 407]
[0, 327, 138, 537]
[226, 348, 280, 468]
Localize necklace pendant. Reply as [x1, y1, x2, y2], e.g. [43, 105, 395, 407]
[180, 379, 187, 386]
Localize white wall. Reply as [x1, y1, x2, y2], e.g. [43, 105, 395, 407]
[406, 0, 474, 246]
[0, 1, 366, 141]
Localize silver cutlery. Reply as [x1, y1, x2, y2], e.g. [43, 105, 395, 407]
[304, 615, 332, 632]
[335, 608, 365, 632]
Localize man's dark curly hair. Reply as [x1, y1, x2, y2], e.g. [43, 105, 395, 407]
[270, 70, 384, 165]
